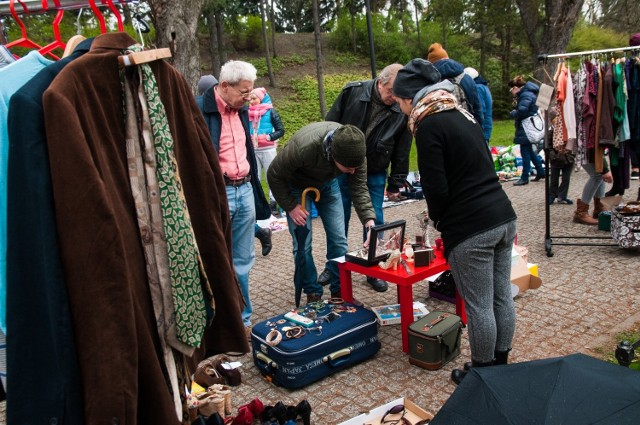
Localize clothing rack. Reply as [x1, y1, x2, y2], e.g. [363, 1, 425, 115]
[537, 45, 638, 257]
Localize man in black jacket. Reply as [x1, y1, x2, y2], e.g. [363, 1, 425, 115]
[324, 63, 412, 293]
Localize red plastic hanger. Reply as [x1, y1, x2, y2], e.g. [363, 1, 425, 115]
[87, 0, 107, 33]
[102, 0, 124, 32]
[37, 0, 65, 60]
[4, 0, 44, 53]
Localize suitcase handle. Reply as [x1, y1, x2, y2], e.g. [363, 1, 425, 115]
[255, 352, 278, 370]
[323, 348, 351, 367]
[422, 313, 449, 331]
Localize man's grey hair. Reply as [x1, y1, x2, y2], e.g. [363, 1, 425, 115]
[378, 63, 403, 85]
[219, 60, 257, 84]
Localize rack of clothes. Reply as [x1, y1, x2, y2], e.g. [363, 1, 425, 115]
[537, 45, 640, 257]
[1, 2, 246, 424]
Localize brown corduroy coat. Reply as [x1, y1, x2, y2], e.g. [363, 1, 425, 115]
[43, 32, 247, 424]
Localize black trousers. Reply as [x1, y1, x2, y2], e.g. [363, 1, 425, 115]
[549, 163, 573, 200]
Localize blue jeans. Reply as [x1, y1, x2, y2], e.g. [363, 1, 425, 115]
[226, 182, 256, 327]
[519, 142, 544, 181]
[286, 179, 347, 297]
[338, 171, 386, 240]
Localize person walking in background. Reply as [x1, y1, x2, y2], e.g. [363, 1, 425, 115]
[509, 75, 545, 186]
[392, 58, 517, 385]
[465, 67, 493, 144]
[548, 149, 575, 204]
[196, 61, 271, 337]
[324, 63, 412, 294]
[427, 43, 483, 124]
[267, 122, 376, 303]
[249, 87, 285, 256]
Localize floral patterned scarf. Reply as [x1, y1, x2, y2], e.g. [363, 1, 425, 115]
[408, 90, 475, 134]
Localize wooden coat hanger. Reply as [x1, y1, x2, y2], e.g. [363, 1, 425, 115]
[62, 34, 86, 57]
[117, 1, 171, 67]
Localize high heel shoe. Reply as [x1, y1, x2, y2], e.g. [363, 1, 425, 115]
[270, 401, 287, 425]
[296, 399, 312, 425]
[379, 249, 401, 270]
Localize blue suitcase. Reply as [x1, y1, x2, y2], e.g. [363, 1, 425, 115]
[251, 302, 380, 389]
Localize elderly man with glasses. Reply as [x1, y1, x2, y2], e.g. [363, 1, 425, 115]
[197, 60, 271, 341]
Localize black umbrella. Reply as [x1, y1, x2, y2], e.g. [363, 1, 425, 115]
[294, 187, 320, 307]
[431, 353, 640, 425]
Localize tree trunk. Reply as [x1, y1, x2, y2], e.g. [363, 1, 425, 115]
[207, 12, 221, 77]
[414, 1, 422, 55]
[515, 0, 585, 82]
[269, 0, 277, 58]
[148, 0, 206, 94]
[216, 12, 227, 65]
[312, 0, 326, 118]
[350, 12, 356, 53]
[261, 0, 276, 87]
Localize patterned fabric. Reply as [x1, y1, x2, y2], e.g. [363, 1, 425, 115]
[122, 68, 188, 420]
[408, 90, 475, 134]
[124, 45, 213, 349]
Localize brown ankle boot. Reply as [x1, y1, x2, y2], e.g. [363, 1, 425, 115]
[573, 199, 598, 225]
[592, 197, 605, 219]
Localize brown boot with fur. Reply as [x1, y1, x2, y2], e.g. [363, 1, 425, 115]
[573, 199, 598, 225]
[592, 197, 605, 219]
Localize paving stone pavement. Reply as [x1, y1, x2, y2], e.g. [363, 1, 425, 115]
[234, 169, 639, 423]
[2, 170, 637, 424]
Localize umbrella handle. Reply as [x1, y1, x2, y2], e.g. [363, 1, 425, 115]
[301, 187, 320, 212]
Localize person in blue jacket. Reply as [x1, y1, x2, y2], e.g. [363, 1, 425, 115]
[509, 75, 545, 186]
[465, 67, 493, 144]
[249, 87, 285, 256]
[427, 43, 483, 124]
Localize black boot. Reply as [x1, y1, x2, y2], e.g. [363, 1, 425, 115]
[494, 348, 511, 365]
[451, 359, 493, 385]
[255, 227, 272, 256]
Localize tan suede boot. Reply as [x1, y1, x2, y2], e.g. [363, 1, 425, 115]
[573, 199, 598, 225]
[592, 197, 605, 219]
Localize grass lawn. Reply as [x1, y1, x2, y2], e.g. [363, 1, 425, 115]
[408, 119, 514, 171]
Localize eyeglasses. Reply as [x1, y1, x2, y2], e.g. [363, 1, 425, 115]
[381, 405, 407, 425]
[228, 84, 253, 99]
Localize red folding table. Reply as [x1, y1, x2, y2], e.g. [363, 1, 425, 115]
[338, 249, 467, 353]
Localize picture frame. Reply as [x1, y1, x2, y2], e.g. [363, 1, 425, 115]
[345, 220, 406, 267]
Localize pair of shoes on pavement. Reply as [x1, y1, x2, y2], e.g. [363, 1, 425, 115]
[318, 267, 388, 293]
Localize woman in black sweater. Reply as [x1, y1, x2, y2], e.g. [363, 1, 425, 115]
[392, 59, 518, 384]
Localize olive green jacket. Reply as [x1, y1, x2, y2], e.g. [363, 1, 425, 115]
[267, 121, 376, 225]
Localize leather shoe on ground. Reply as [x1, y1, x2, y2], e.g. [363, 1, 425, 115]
[245, 326, 253, 342]
[366, 277, 388, 292]
[306, 293, 322, 304]
[255, 227, 272, 256]
[533, 173, 545, 181]
[513, 179, 529, 186]
[317, 268, 331, 286]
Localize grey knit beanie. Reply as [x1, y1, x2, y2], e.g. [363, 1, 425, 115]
[198, 74, 218, 95]
[392, 58, 441, 100]
[331, 125, 366, 168]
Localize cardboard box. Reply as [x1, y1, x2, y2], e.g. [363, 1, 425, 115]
[371, 302, 429, 326]
[510, 256, 541, 294]
[338, 397, 433, 425]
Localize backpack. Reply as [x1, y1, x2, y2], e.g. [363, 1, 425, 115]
[448, 73, 471, 113]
